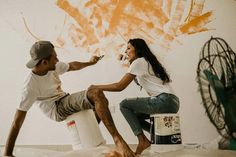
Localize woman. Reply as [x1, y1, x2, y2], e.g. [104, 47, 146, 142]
[89, 38, 179, 155]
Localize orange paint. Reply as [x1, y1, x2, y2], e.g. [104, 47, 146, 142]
[68, 24, 86, 47]
[180, 11, 213, 34]
[138, 29, 156, 44]
[161, 0, 186, 49]
[18, 0, 213, 55]
[157, 0, 163, 6]
[56, 37, 65, 47]
[130, 0, 169, 27]
[167, 0, 186, 36]
[21, 0, 214, 54]
[187, 0, 205, 21]
[85, 0, 116, 37]
[164, 0, 173, 18]
[57, 0, 98, 45]
[108, 1, 129, 33]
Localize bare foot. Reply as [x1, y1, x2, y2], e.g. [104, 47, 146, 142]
[135, 139, 151, 155]
[104, 150, 123, 157]
[114, 137, 136, 157]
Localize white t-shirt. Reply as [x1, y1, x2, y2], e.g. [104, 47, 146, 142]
[18, 62, 69, 120]
[128, 57, 174, 97]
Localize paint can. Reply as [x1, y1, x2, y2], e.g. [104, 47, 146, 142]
[150, 113, 183, 152]
[65, 109, 106, 150]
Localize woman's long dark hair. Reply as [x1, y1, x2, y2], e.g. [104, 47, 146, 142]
[128, 38, 170, 84]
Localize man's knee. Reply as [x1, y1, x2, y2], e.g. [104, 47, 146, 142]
[88, 88, 103, 98]
[87, 88, 108, 106]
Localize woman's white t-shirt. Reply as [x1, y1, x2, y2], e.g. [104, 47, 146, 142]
[128, 57, 174, 97]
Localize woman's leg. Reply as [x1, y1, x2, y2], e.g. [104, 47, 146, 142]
[120, 97, 155, 154]
[136, 132, 151, 155]
[119, 94, 179, 154]
[136, 113, 150, 133]
[120, 97, 153, 136]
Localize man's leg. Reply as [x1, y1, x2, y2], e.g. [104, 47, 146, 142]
[87, 88, 136, 157]
[94, 110, 101, 123]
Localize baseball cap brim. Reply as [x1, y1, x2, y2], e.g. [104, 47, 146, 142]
[26, 59, 41, 69]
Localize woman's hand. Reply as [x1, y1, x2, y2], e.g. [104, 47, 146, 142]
[88, 85, 98, 90]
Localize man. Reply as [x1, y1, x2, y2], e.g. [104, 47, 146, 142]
[4, 41, 136, 157]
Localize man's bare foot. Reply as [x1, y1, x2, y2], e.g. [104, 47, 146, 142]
[104, 150, 123, 157]
[114, 137, 136, 157]
[135, 138, 151, 155]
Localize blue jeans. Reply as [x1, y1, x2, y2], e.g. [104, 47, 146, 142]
[120, 93, 179, 136]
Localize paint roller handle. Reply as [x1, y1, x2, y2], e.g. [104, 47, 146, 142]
[118, 54, 128, 61]
[89, 55, 103, 64]
[98, 55, 104, 60]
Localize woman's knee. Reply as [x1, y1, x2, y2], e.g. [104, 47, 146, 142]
[173, 103, 180, 113]
[169, 98, 180, 113]
[119, 99, 128, 110]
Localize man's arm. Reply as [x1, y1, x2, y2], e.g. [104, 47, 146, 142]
[4, 109, 27, 157]
[68, 56, 100, 71]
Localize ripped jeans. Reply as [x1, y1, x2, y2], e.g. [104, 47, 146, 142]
[120, 93, 179, 136]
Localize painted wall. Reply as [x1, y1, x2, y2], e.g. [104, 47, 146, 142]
[0, 0, 236, 145]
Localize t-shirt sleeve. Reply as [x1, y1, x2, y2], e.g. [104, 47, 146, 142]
[55, 62, 70, 75]
[18, 87, 37, 111]
[127, 59, 145, 76]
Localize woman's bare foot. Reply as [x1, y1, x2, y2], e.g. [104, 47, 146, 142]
[135, 140, 151, 155]
[135, 133, 151, 155]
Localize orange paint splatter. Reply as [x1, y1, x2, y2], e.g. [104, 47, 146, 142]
[186, 0, 205, 21]
[161, 0, 186, 49]
[163, 0, 173, 18]
[21, 0, 214, 54]
[180, 11, 213, 34]
[129, 0, 169, 27]
[157, 0, 163, 6]
[53, 0, 213, 53]
[20, 0, 214, 56]
[108, 1, 130, 34]
[56, 37, 65, 47]
[167, 0, 186, 36]
[57, 0, 98, 45]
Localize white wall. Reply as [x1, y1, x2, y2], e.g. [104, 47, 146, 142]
[0, 0, 236, 145]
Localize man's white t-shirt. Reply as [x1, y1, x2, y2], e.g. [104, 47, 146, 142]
[128, 57, 174, 97]
[18, 62, 69, 120]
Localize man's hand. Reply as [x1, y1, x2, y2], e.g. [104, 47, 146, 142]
[89, 56, 100, 64]
[68, 55, 103, 71]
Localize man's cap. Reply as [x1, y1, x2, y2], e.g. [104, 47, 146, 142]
[26, 41, 54, 69]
